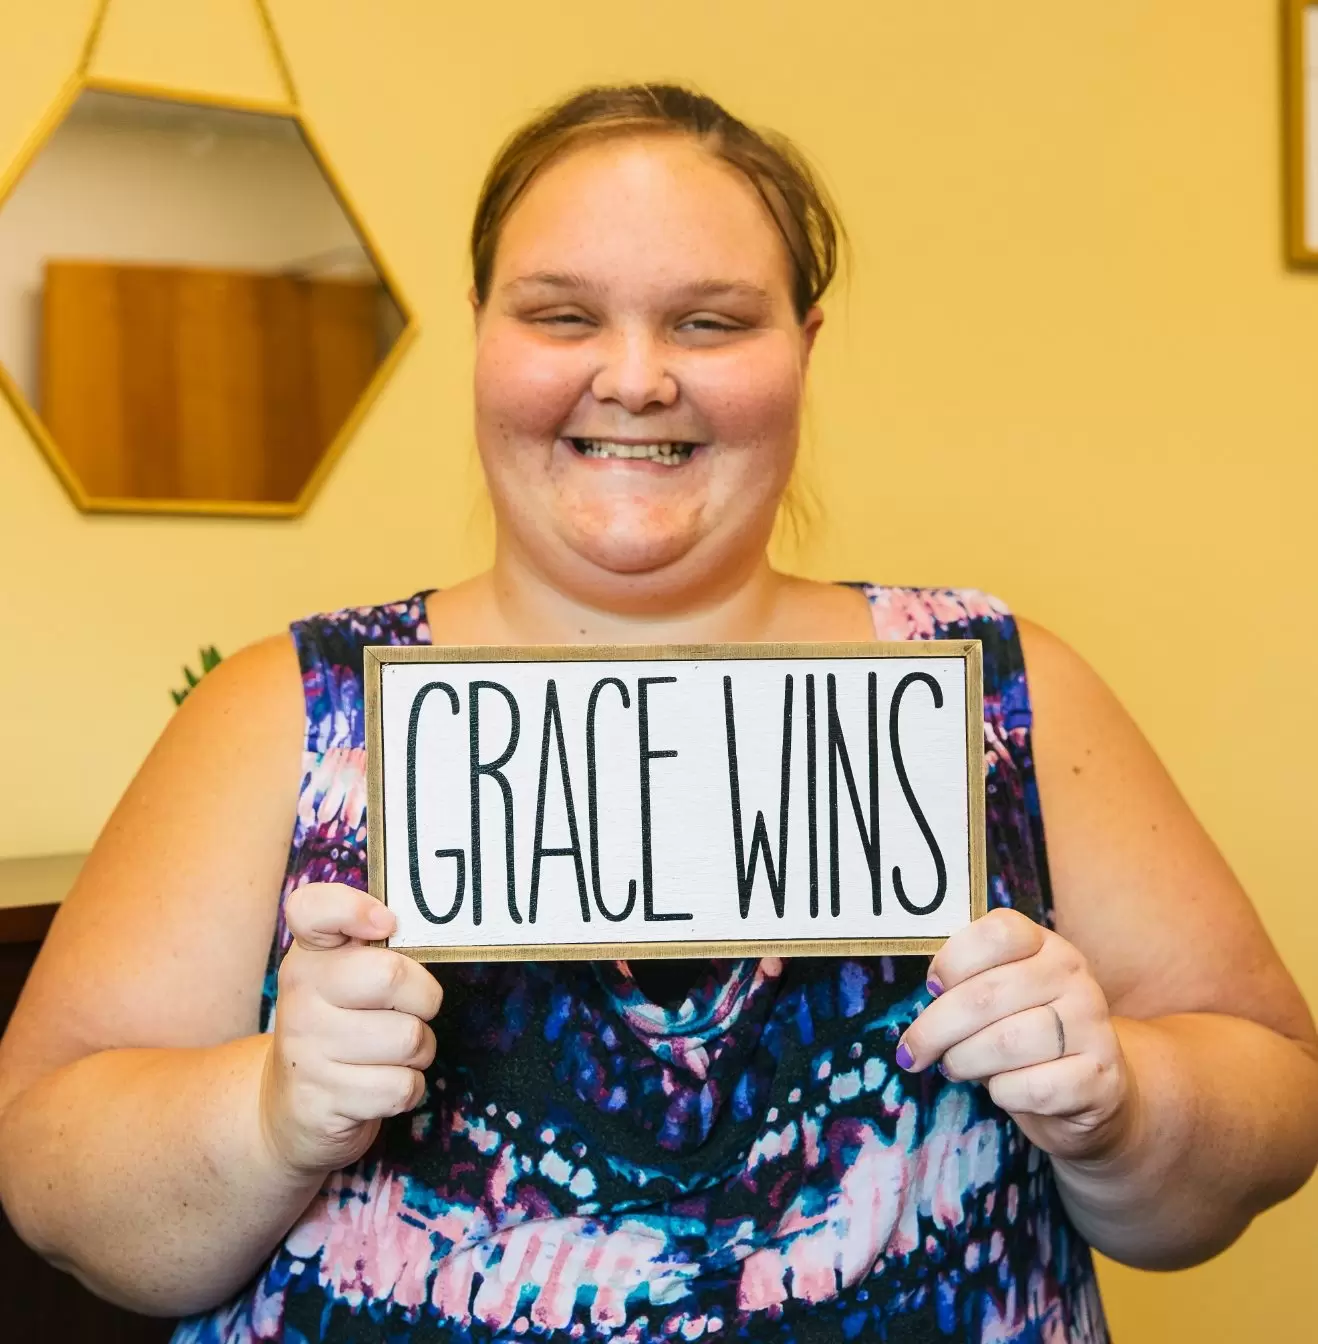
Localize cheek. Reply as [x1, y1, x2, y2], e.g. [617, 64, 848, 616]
[688, 344, 803, 455]
[474, 328, 583, 439]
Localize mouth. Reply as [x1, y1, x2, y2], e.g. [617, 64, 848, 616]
[566, 437, 701, 467]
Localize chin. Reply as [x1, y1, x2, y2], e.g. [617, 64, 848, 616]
[528, 528, 725, 614]
[569, 531, 699, 579]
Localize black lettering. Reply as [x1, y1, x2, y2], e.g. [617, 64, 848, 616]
[637, 676, 691, 921]
[889, 672, 948, 915]
[724, 674, 793, 919]
[469, 679, 521, 925]
[528, 680, 590, 924]
[586, 677, 637, 922]
[827, 671, 882, 917]
[405, 681, 466, 923]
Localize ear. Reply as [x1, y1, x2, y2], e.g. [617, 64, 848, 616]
[469, 286, 483, 328]
[799, 305, 825, 368]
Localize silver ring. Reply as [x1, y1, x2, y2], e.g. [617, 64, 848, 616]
[1049, 1004, 1067, 1059]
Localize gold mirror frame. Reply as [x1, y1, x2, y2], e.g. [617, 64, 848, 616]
[0, 0, 417, 518]
[1287, 0, 1318, 266]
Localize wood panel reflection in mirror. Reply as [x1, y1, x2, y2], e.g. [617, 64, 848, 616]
[43, 260, 383, 503]
[0, 87, 412, 514]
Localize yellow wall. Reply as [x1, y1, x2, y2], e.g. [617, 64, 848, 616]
[0, 0, 1314, 1334]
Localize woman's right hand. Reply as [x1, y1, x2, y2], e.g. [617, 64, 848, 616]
[260, 883, 443, 1175]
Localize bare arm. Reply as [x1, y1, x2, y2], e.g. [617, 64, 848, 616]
[0, 1037, 319, 1314]
[0, 637, 440, 1314]
[0, 637, 305, 1310]
[1022, 618, 1318, 1266]
[897, 619, 1318, 1270]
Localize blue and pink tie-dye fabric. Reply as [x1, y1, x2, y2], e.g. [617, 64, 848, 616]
[174, 585, 1108, 1343]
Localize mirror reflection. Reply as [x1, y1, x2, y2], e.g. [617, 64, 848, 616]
[0, 90, 406, 510]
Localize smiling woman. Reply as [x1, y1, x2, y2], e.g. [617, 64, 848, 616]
[463, 91, 836, 610]
[0, 83, 1315, 1344]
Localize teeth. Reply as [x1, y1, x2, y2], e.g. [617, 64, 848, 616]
[574, 439, 694, 466]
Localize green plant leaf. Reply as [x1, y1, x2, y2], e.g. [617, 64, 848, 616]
[171, 646, 224, 707]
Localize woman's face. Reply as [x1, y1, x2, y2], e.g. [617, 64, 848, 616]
[473, 134, 821, 610]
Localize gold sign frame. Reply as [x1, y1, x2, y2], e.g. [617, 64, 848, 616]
[1287, 0, 1318, 265]
[364, 640, 988, 963]
[0, 0, 418, 518]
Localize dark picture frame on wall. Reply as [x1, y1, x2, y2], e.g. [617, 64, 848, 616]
[1286, 0, 1318, 264]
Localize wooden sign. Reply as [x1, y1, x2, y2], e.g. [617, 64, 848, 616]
[364, 643, 986, 961]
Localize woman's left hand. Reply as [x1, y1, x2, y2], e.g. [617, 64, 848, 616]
[896, 907, 1138, 1163]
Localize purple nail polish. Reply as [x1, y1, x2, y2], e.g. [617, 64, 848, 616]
[895, 1041, 915, 1070]
[926, 975, 944, 999]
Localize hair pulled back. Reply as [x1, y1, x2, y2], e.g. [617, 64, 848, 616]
[470, 84, 843, 321]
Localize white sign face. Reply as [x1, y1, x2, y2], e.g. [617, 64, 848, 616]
[365, 643, 986, 961]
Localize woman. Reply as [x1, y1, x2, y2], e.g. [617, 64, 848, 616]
[0, 85, 1314, 1344]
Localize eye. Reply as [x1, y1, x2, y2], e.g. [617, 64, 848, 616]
[531, 310, 595, 330]
[677, 316, 741, 333]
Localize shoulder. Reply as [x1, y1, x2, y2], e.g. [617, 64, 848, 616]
[1013, 617, 1125, 741]
[998, 616, 1139, 788]
[182, 593, 428, 754]
[1016, 616, 1089, 677]
[160, 585, 428, 759]
[170, 632, 303, 743]
[138, 633, 308, 824]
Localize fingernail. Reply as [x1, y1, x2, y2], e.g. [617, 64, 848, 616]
[895, 1040, 915, 1071]
[369, 905, 393, 934]
[926, 975, 944, 999]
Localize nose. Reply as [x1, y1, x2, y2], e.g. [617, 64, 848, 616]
[589, 326, 678, 413]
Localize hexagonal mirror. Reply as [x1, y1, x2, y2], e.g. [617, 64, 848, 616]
[0, 88, 409, 515]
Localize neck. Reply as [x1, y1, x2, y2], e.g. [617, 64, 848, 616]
[482, 543, 793, 645]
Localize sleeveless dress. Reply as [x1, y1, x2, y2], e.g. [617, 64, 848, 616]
[174, 585, 1109, 1344]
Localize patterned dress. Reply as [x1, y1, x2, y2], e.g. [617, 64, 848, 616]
[174, 585, 1108, 1344]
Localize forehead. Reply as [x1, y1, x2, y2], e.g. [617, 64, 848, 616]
[492, 135, 793, 294]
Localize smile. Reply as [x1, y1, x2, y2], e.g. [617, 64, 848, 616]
[568, 438, 698, 467]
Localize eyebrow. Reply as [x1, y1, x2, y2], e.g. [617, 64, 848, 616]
[503, 271, 775, 307]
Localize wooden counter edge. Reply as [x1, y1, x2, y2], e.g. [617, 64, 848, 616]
[0, 852, 86, 944]
[0, 903, 59, 944]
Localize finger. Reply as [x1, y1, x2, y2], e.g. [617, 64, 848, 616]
[898, 964, 1059, 1068]
[317, 945, 444, 1018]
[318, 1007, 437, 1069]
[927, 908, 1045, 994]
[325, 1064, 428, 1122]
[286, 883, 396, 951]
[937, 1004, 1070, 1081]
[986, 1053, 1116, 1119]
